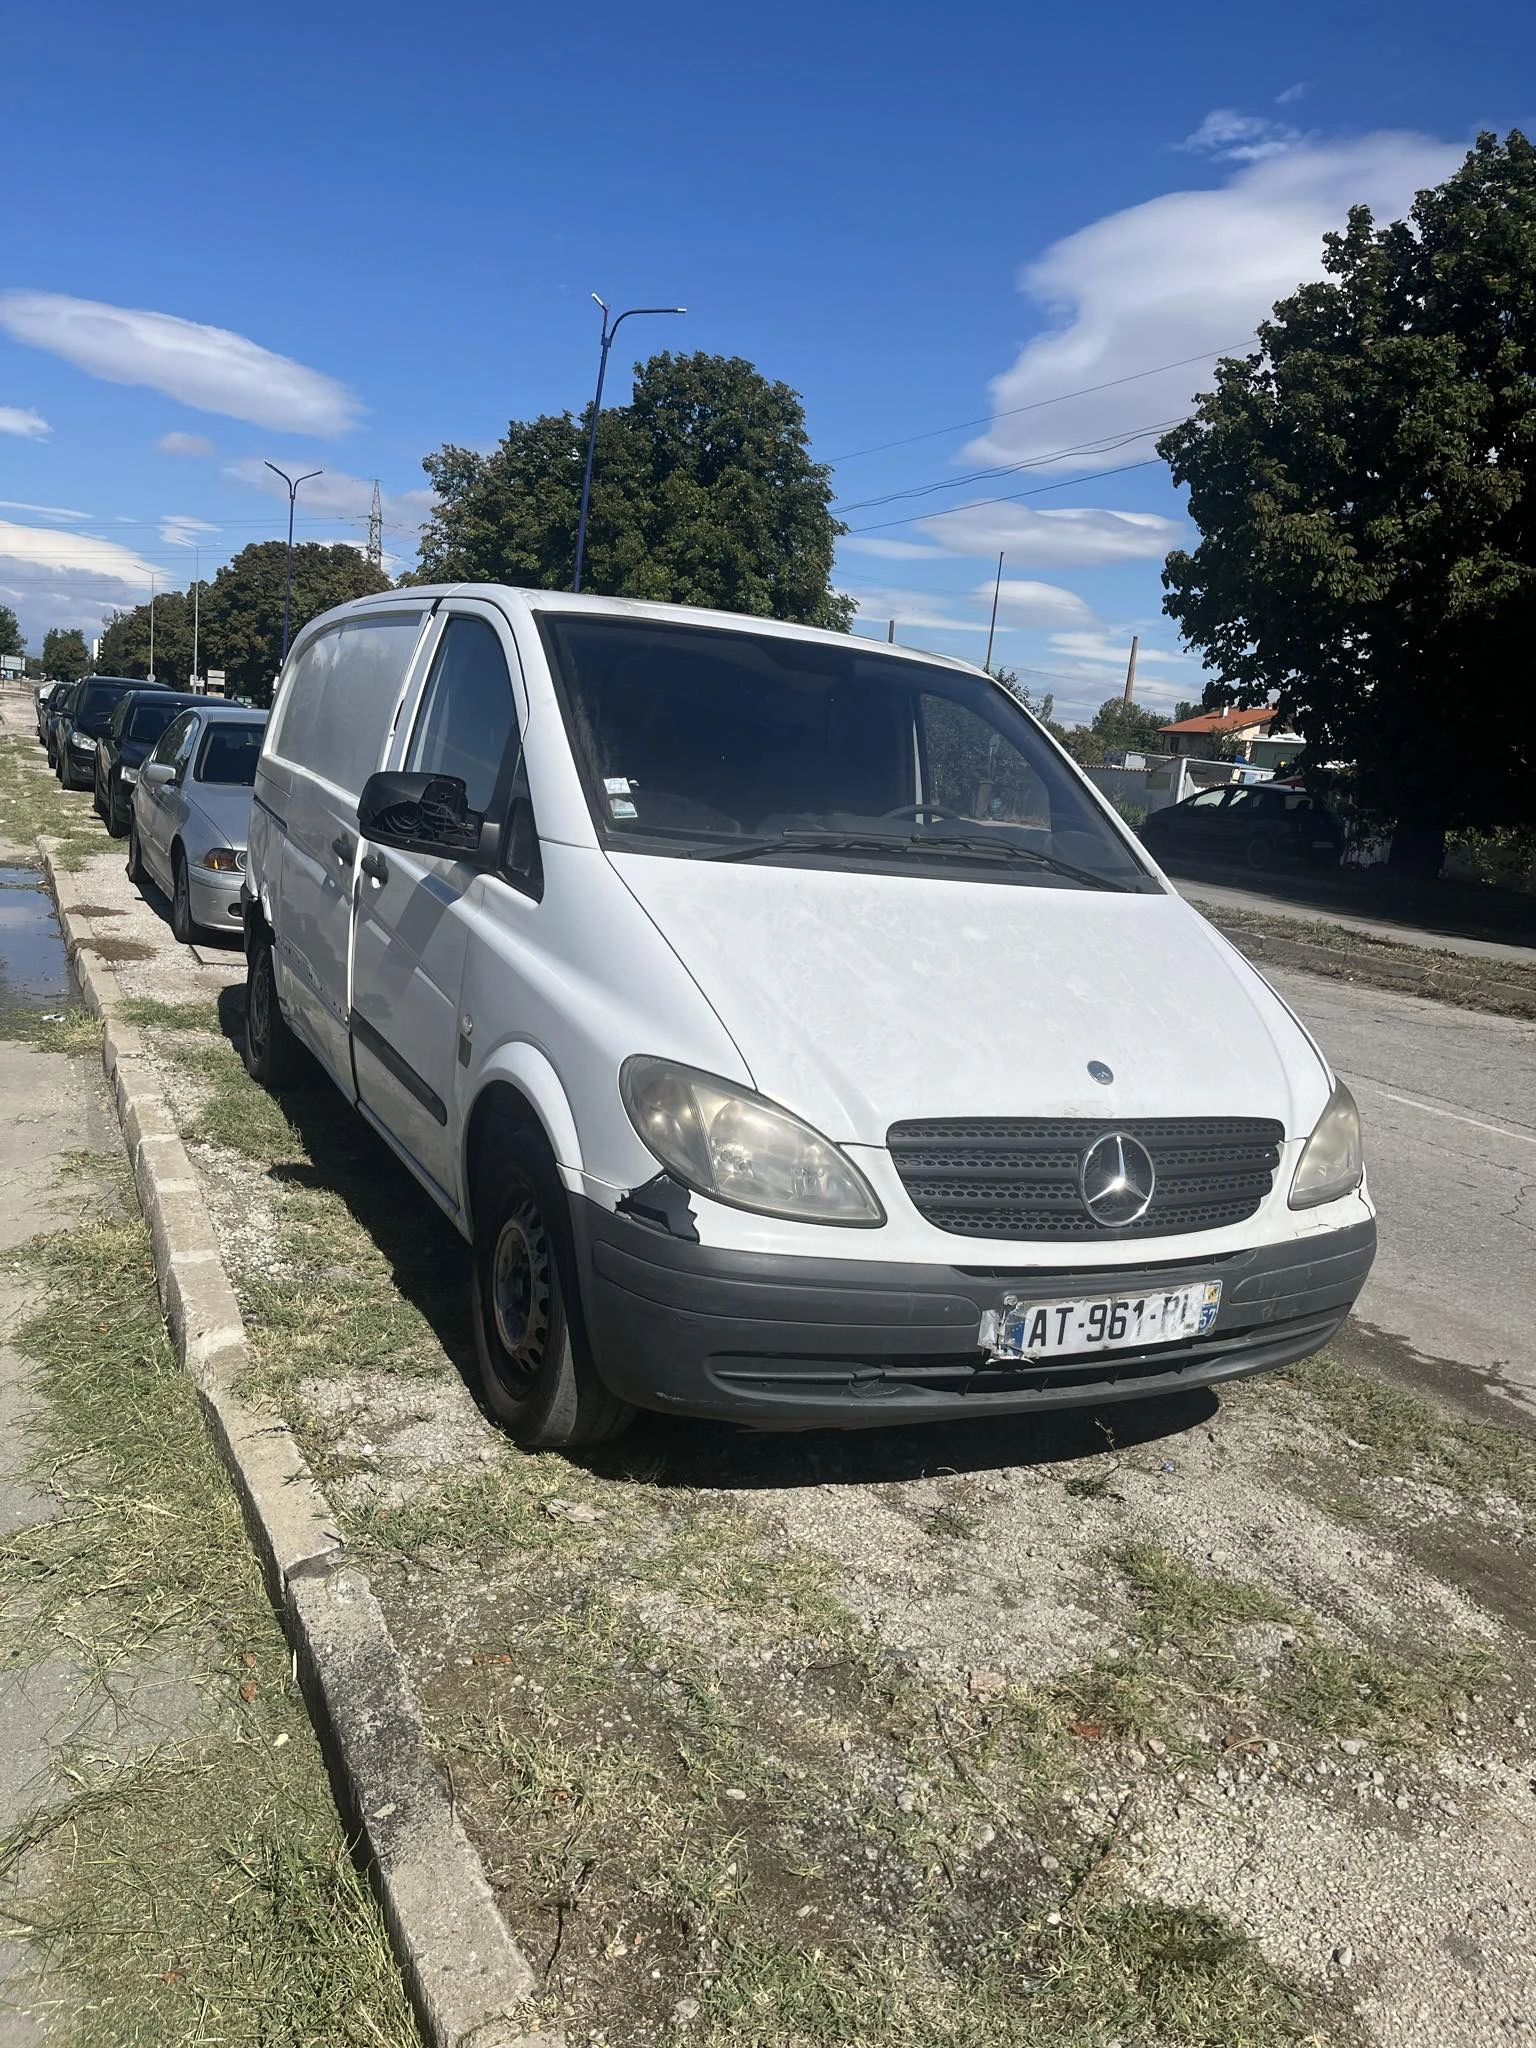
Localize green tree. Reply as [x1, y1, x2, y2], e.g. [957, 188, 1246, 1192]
[417, 351, 854, 630]
[989, 665, 1070, 745]
[200, 543, 391, 704]
[1159, 131, 1536, 875]
[41, 627, 91, 681]
[0, 605, 22, 659]
[98, 591, 199, 685]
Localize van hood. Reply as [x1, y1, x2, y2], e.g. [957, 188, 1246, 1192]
[610, 857, 1329, 1146]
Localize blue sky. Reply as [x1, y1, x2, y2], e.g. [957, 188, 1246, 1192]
[2, 0, 1531, 718]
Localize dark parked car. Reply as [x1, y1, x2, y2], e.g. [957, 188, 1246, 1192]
[34, 679, 65, 743]
[1140, 782, 1346, 872]
[43, 680, 83, 768]
[94, 689, 205, 836]
[54, 675, 174, 790]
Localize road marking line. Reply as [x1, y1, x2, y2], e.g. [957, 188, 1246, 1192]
[1366, 1086, 1536, 1147]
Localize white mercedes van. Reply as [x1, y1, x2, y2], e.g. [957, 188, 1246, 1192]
[242, 587, 1375, 1447]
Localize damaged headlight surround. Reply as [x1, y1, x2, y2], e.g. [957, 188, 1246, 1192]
[1289, 1079, 1364, 1209]
[620, 1056, 884, 1226]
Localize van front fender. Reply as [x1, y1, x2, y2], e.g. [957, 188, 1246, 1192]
[463, 1042, 586, 1226]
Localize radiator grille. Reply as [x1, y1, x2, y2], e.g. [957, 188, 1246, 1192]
[887, 1116, 1284, 1240]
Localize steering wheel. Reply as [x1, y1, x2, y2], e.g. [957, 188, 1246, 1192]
[881, 802, 961, 823]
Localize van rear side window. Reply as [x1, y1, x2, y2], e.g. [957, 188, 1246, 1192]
[270, 613, 425, 794]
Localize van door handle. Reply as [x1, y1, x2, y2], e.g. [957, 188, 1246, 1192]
[330, 834, 353, 864]
[360, 849, 389, 885]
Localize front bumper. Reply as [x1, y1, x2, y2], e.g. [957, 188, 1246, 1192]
[187, 863, 246, 929]
[569, 1200, 1377, 1426]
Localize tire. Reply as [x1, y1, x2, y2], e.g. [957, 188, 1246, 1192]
[243, 932, 303, 1088]
[1244, 835, 1275, 872]
[105, 779, 128, 838]
[126, 815, 148, 889]
[171, 848, 199, 944]
[470, 1135, 634, 1450]
[92, 774, 105, 819]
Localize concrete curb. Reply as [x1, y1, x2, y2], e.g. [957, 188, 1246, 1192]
[40, 841, 554, 2048]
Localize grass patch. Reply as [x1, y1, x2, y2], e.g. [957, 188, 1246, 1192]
[1292, 1349, 1536, 1511]
[118, 995, 225, 1032]
[0, 1003, 100, 1055]
[159, 1034, 302, 1159]
[0, 1203, 420, 2044]
[1278, 1639, 1495, 1748]
[1117, 1540, 1297, 1650]
[0, 736, 104, 869]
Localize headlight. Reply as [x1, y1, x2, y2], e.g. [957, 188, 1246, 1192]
[1289, 1080, 1363, 1208]
[76, 735, 97, 751]
[121, 765, 139, 784]
[200, 847, 244, 872]
[620, 1057, 884, 1226]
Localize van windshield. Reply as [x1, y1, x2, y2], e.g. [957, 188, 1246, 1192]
[538, 616, 1157, 891]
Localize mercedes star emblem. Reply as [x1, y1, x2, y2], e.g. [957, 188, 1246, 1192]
[1078, 1131, 1157, 1227]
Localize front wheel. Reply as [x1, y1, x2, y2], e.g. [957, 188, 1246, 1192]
[105, 778, 128, 838]
[471, 1141, 633, 1450]
[171, 849, 200, 943]
[1244, 835, 1275, 872]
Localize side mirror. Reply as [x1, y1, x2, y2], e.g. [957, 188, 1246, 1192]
[358, 771, 485, 858]
[141, 760, 174, 790]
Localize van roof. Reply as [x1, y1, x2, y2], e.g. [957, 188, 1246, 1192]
[321, 584, 984, 677]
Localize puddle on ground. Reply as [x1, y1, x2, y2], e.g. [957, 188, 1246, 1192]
[0, 864, 74, 1012]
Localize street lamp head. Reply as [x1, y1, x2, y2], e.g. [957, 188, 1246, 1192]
[591, 293, 607, 312]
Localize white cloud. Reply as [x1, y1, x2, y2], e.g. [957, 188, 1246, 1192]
[839, 535, 947, 561]
[1276, 83, 1308, 108]
[969, 131, 1463, 474]
[981, 578, 1095, 629]
[1178, 108, 1306, 163]
[0, 406, 51, 439]
[160, 514, 220, 548]
[0, 518, 159, 644]
[157, 430, 215, 457]
[916, 502, 1182, 566]
[0, 292, 362, 435]
[845, 585, 991, 635]
[0, 499, 88, 520]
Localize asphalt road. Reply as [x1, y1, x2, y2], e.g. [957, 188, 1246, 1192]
[1267, 965, 1536, 1424]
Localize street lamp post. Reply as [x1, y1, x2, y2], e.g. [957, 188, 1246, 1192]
[572, 295, 685, 594]
[264, 462, 323, 662]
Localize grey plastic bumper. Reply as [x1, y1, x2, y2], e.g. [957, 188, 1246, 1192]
[568, 1201, 1377, 1427]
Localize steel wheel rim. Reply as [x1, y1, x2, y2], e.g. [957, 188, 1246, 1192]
[490, 1199, 550, 1394]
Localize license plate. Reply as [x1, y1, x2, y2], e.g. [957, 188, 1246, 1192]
[980, 1280, 1222, 1362]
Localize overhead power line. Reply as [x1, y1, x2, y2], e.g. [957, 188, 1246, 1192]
[844, 456, 1165, 536]
[834, 418, 1187, 515]
[824, 343, 1250, 466]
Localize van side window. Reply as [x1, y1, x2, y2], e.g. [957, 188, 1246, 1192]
[405, 616, 518, 814]
[271, 615, 424, 795]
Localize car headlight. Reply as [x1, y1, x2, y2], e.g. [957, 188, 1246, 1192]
[619, 1057, 884, 1226]
[1289, 1080, 1363, 1208]
[76, 735, 97, 751]
[200, 847, 245, 872]
[121, 765, 139, 783]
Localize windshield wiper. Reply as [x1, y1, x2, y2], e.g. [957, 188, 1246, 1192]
[692, 830, 1132, 890]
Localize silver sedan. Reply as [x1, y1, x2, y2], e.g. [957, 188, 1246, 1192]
[128, 702, 269, 943]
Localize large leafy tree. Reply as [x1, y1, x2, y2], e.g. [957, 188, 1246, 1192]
[1159, 131, 1536, 873]
[417, 351, 854, 630]
[0, 605, 22, 658]
[201, 542, 391, 703]
[41, 627, 91, 681]
[98, 590, 199, 685]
